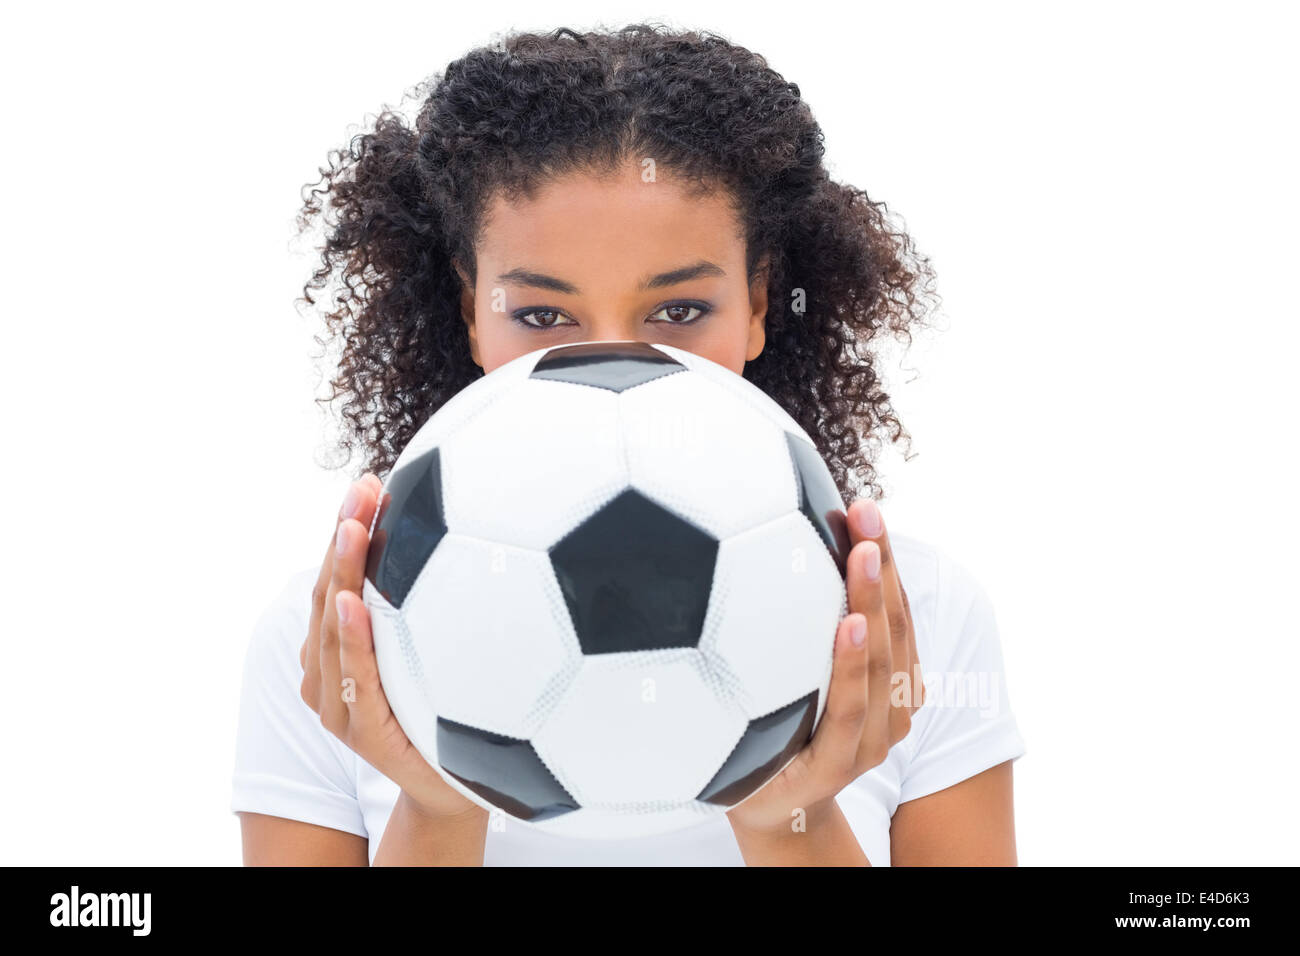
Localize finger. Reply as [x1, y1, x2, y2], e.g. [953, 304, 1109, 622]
[849, 499, 920, 712]
[358, 472, 384, 534]
[846, 539, 894, 763]
[845, 539, 886, 630]
[334, 589, 388, 737]
[302, 477, 369, 709]
[301, 530, 338, 711]
[857, 575, 895, 771]
[805, 613, 870, 783]
[319, 479, 382, 728]
[845, 497, 877, 549]
[878, 540, 918, 716]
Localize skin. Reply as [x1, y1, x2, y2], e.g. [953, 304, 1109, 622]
[240, 160, 1018, 865]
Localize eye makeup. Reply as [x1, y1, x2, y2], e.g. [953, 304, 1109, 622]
[510, 299, 715, 331]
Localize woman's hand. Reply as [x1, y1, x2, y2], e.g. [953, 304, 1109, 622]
[298, 473, 481, 821]
[725, 497, 925, 838]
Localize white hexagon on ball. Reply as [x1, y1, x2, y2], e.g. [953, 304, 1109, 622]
[440, 377, 627, 551]
[533, 648, 748, 806]
[700, 511, 845, 721]
[398, 533, 582, 739]
[619, 370, 797, 539]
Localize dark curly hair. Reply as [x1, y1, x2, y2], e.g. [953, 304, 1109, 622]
[295, 22, 937, 503]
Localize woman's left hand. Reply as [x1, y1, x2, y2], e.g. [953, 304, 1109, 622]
[724, 498, 925, 836]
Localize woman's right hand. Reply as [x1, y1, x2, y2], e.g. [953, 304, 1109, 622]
[298, 473, 481, 821]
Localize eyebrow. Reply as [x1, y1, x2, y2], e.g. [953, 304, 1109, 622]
[493, 260, 727, 295]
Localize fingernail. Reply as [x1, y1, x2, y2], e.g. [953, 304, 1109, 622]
[856, 499, 883, 538]
[336, 522, 349, 555]
[850, 615, 866, 647]
[862, 543, 881, 580]
[341, 483, 360, 519]
[335, 592, 351, 625]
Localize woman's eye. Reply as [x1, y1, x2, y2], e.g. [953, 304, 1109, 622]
[650, 303, 709, 324]
[516, 309, 574, 329]
[514, 303, 710, 329]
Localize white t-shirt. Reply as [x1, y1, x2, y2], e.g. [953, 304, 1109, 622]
[230, 532, 1027, 865]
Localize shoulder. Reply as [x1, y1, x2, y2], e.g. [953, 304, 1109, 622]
[883, 531, 1028, 802]
[886, 531, 998, 668]
[236, 564, 323, 712]
[231, 565, 368, 836]
[242, 566, 319, 663]
[268, 565, 320, 626]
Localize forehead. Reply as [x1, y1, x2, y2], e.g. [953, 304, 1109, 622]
[476, 165, 746, 278]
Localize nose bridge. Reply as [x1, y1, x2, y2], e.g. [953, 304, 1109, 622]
[584, 292, 644, 341]
[588, 314, 639, 341]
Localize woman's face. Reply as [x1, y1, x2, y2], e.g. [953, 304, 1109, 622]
[456, 161, 768, 375]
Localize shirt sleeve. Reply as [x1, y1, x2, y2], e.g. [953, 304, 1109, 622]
[896, 553, 1027, 805]
[230, 570, 368, 837]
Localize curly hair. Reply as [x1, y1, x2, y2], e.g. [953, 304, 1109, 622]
[295, 22, 937, 503]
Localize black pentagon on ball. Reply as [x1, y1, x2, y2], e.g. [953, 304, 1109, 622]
[437, 716, 579, 822]
[364, 446, 447, 609]
[549, 488, 718, 654]
[697, 689, 819, 806]
[785, 433, 851, 578]
[530, 340, 685, 392]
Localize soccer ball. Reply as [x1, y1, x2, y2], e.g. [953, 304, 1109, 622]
[362, 340, 850, 839]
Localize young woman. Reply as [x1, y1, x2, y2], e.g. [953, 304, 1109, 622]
[232, 23, 1027, 865]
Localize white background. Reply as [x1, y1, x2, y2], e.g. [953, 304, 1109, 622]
[2, 0, 1295, 865]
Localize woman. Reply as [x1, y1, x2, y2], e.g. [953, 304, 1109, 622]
[232, 23, 1026, 865]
